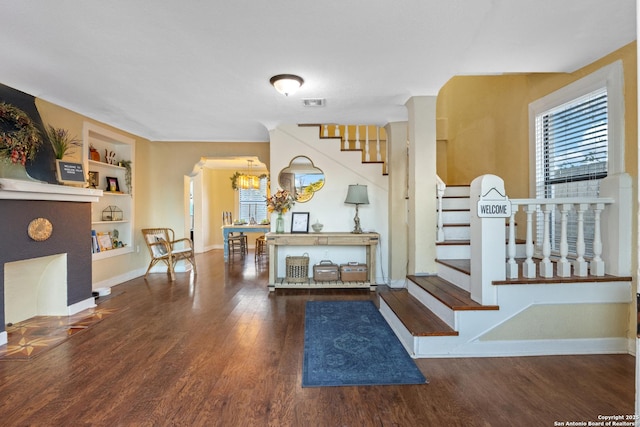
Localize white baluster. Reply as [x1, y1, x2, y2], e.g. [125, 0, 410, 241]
[506, 203, 518, 279]
[539, 204, 554, 278]
[436, 183, 445, 242]
[343, 125, 350, 150]
[354, 125, 360, 150]
[376, 127, 382, 162]
[573, 203, 589, 276]
[334, 124, 340, 140]
[323, 124, 328, 138]
[557, 203, 572, 277]
[590, 203, 605, 276]
[365, 126, 371, 161]
[523, 204, 537, 278]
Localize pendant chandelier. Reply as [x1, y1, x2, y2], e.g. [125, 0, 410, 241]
[238, 160, 260, 190]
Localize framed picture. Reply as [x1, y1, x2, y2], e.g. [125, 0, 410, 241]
[88, 171, 99, 188]
[291, 212, 310, 233]
[96, 232, 113, 251]
[106, 176, 120, 192]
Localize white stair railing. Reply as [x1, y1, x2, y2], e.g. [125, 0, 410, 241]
[506, 197, 614, 279]
[436, 175, 446, 242]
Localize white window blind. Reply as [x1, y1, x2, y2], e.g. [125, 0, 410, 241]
[238, 177, 268, 223]
[534, 87, 608, 256]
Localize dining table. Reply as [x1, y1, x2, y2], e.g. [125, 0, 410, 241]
[221, 223, 271, 261]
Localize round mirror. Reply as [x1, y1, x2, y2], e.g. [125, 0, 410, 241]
[278, 156, 325, 203]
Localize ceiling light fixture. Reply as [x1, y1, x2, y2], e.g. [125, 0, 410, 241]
[237, 159, 260, 190]
[270, 74, 304, 96]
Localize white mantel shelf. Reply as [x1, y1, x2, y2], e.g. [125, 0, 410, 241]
[0, 178, 102, 202]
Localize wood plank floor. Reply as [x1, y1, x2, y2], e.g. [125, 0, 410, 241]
[0, 250, 634, 426]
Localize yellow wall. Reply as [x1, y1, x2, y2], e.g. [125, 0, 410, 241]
[437, 41, 637, 198]
[146, 141, 269, 233]
[33, 98, 270, 283]
[481, 303, 629, 340]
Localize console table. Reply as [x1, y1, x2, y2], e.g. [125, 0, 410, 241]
[266, 232, 379, 291]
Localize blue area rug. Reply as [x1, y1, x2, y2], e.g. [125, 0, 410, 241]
[302, 300, 428, 387]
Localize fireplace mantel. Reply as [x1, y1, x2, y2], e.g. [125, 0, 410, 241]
[0, 178, 102, 202]
[0, 181, 99, 346]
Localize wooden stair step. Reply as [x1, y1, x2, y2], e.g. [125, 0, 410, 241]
[436, 258, 631, 285]
[407, 274, 499, 311]
[436, 238, 525, 246]
[379, 289, 458, 336]
[437, 240, 470, 246]
[436, 258, 471, 275]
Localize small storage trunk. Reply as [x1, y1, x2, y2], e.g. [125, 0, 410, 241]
[340, 263, 368, 282]
[313, 260, 339, 282]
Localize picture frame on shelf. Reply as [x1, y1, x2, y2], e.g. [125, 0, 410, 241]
[96, 232, 113, 251]
[291, 212, 310, 233]
[106, 176, 120, 192]
[88, 171, 99, 188]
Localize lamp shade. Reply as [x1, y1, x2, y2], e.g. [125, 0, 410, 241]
[344, 184, 369, 205]
[270, 74, 304, 96]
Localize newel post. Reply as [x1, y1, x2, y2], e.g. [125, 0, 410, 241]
[469, 175, 509, 305]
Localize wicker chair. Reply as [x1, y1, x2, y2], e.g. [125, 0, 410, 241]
[141, 228, 197, 281]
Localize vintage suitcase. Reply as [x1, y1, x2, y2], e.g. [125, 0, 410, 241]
[313, 260, 339, 282]
[340, 263, 368, 282]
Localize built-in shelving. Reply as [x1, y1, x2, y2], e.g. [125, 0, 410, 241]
[82, 122, 135, 260]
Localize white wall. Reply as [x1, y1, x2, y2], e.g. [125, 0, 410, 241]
[269, 125, 390, 284]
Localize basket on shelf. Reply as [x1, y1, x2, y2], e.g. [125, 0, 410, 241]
[285, 253, 309, 283]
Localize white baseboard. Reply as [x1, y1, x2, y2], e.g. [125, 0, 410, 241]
[0, 331, 6, 346]
[413, 336, 630, 358]
[387, 278, 407, 288]
[68, 297, 96, 315]
[93, 268, 146, 290]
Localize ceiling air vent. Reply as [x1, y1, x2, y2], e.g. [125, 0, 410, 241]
[302, 98, 326, 107]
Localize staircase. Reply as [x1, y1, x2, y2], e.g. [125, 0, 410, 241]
[313, 124, 388, 175]
[378, 184, 633, 358]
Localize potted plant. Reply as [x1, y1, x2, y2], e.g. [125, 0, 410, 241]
[266, 189, 295, 233]
[46, 125, 81, 159]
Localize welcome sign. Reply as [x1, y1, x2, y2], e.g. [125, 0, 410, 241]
[477, 186, 512, 218]
[477, 200, 511, 218]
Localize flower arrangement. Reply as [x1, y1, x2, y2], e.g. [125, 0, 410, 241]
[46, 125, 81, 159]
[266, 189, 295, 214]
[0, 102, 42, 165]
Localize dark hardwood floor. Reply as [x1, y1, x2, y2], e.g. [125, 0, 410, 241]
[0, 250, 634, 426]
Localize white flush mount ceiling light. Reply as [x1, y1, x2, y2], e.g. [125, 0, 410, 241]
[270, 74, 304, 96]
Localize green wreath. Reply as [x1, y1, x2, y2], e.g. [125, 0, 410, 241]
[0, 102, 42, 165]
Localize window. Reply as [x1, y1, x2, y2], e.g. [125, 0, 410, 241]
[534, 88, 607, 255]
[529, 61, 624, 257]
[238, 177, 268, 223]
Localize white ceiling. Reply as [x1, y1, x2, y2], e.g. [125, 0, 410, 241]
[0, 0, 635, 142]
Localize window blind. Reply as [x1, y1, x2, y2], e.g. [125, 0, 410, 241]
[239, 177, 268, 222]
[534, 87, 608, 256]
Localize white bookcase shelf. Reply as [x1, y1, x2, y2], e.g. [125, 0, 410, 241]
[83, 122, 135, 260]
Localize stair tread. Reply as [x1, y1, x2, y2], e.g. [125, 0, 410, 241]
[436, 238, 526, 246]
[436, 259, 471, 274]
[379, 289, 458, 336]
[407, 274, 499, 311]
[436, 239, 470, 246]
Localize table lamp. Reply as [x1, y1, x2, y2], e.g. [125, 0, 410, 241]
[344, 184, 369, 234]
